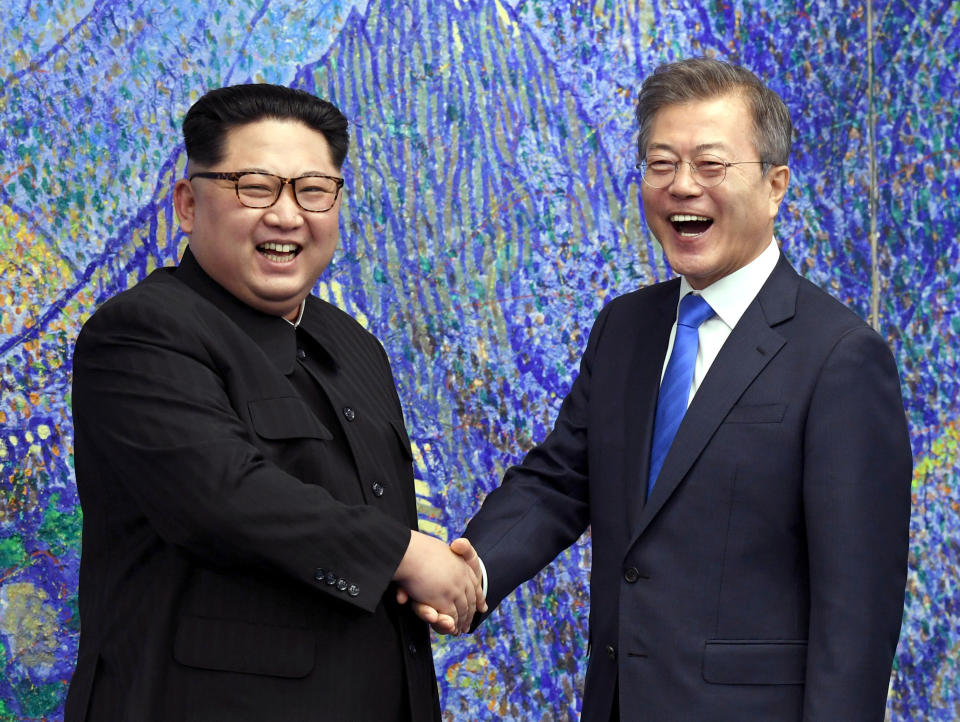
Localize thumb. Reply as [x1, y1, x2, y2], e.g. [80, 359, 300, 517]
[450, 537, 476, 563]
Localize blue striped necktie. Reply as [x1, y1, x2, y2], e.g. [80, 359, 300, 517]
[647, 293, 715, 497]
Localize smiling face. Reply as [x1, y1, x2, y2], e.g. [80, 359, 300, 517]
[640, 93, 789, 289]
[173, 118, 342, 319]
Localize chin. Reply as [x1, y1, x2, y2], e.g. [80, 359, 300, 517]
[663, 249, 704, 275]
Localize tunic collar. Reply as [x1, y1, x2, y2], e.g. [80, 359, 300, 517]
[172, 247, 301, 375]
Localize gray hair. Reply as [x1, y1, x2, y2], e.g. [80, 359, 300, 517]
[635, 58, 792, 168]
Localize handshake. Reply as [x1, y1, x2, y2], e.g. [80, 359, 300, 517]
[392, 531, 488, 635]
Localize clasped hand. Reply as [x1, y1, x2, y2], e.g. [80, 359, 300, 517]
[393, 533, 486, 635]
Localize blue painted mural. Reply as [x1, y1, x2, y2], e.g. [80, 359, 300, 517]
[0, 0, 957, 719]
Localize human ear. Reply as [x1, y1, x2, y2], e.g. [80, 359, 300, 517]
[173, 178, 196, 234]
[767, 165, 790, 217]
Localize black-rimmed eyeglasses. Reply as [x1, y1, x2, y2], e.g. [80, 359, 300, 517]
[637, 155, 769, 189]
[189, 171, 344, 212]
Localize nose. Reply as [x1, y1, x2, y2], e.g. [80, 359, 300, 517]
[263, 182, 305, 228]
[668, 161, 703, 197]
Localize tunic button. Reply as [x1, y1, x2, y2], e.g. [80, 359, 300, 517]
[325, 572, 337, 585]
[605, 644, 617, 660]
[371, 481, 384, 497]
[296, 348, 307, 360]
[407, 642, 418, 656]
[343, 406, 356, 421]
[336, 578, 348, 592]
[624, 567, 640, 583]
[314, 568, 326, 582]
[348, 584, 360, 597]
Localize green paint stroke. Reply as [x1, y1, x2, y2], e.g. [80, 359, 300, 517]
[37, 493, 82, 557]
[0, 537, 28, 571]
[12, 677, 64, 719]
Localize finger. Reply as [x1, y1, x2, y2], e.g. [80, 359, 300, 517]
[454, 580, 472, 634]
[411, 601, 439, 624]
[452, 538, 487, 613]
[453, 539, 484, 591]
[396, 587, 409, 604]
[432, 614, 457, 635]
[475, 579, 487, 614]
[455, 595, 469, 632]
[463, 553, 486, 614]
[436, 599, 460, 633]
[460, 580, 476, 634]
[476, 571, 487, 613]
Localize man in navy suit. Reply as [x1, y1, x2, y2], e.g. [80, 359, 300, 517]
[424, 58, 912, 720]
[66, 83, 483, 721]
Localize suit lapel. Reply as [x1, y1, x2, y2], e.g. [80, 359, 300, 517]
[629, 257, 799, 543]
[624, 281, 681, 534]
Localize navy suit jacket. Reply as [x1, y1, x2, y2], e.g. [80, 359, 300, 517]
[464, 254, 912, 721]
[66, 250, 440, 722]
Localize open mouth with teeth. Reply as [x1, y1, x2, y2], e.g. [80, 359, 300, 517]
[670, 214, 713, 237]
[257, 241, 302, 263]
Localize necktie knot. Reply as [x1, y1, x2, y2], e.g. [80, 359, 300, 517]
[677, 293, 714, 329]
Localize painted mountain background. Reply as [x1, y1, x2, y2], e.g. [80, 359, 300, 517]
[1, 0, 957, 718]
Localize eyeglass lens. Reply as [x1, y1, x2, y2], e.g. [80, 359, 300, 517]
[236, 173, 340, 212]
[641, 156, 727, 189]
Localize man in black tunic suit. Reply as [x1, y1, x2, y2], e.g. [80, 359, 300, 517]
[65, 83, 483, 722]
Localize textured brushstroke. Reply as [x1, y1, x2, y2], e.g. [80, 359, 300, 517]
[0, 0, 957, 718]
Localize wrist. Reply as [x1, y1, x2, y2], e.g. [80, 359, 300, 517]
[392, 529, 417, 583]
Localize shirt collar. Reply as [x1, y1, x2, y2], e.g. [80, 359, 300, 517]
[678, 238, 780, 330]
[284, 299, 306, 328]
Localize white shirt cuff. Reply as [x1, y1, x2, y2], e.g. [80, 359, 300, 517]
[476, 554, 488, 598]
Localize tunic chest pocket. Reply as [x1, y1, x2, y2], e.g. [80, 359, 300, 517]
[248, 396, 334, 441]
[389, 418, 414, 461]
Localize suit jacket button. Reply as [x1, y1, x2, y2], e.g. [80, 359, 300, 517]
[325, 572, 337, 585]
[336, 578, 348, 592]
[407, 642, 418, 656]
[348, 584, 360, 597]
[605, 644, 617, 660]
[297, 347, 307, 360]
[372, 481, 384, 497]
[342, 406, 356, 421]
[314, 568, 326, 582]
[624, 567, 640, 583]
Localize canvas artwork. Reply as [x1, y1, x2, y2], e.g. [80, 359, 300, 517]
[0, 0, 957, 719]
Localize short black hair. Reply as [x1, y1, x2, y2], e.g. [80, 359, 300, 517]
[182, 83, 349, 169]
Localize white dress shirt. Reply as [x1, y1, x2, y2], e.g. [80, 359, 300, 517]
[662, 238, 781, 406]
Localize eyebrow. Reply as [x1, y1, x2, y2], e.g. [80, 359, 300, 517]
[646, 142, 674, 154]
[235, 168, 333, 178]
[645, 142, 732, 154]
[695, 142, 731, 153]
